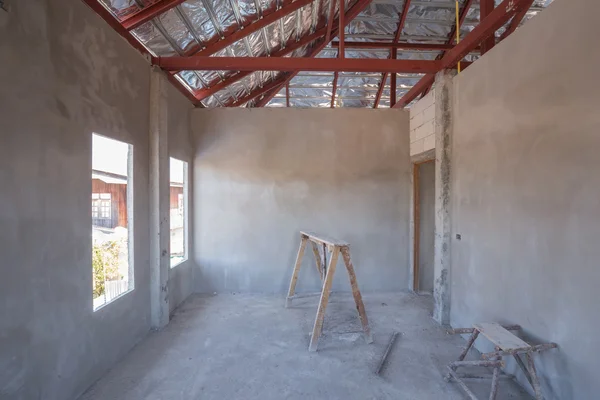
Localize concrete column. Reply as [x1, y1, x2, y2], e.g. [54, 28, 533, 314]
[149, 68, 170, 328]
[432, 70, 454, 325]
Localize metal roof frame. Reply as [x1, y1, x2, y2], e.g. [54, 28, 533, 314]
[83, 0, 553, 108]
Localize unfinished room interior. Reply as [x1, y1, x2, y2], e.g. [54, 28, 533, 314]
[2, 0, 598, 398]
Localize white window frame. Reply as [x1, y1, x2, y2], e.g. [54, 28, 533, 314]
[169, 157, 188, 268]
[92, 133, 134, 311]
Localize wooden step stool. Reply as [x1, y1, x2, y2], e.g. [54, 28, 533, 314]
[286, 231, 374, 352]
[447, 323, 558, 400]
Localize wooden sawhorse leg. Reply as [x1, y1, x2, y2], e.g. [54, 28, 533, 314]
[340, 246, 373, 344]
[286, 235, 307, 308]
[310, 241, 325, 282]
[488, 347, 502, 400]
[309, 246, 340, 352]
[445, 330, 480, 381]
[526, 352, 543, 400]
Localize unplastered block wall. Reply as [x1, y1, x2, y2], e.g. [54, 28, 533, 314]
[191, 109, 410, 293]
[450, 0, 600, 398]
[0, 1, 193, 399]
[409, 91, 435, 156]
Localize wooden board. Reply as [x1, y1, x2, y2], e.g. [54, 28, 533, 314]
[473, 323, 530, 351]
[300, 231, 349, 247]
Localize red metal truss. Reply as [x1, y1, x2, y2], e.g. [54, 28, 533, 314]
[122, 0, 187, 31]
[81, 0, 200, 106]
[447, 0, 475, 46]
[186, 0, 350, 103]
[158, 56, 440, 73]
[393, 0, 529, 109]
[440, 0, 532, 69]
[390, 55, 397, 107]
[192, 0, 314, 57]
[339, 0, 345, 58]
[374, 1, 411, 109]
[252, 0, 375, 107]
[499, 0, 535, 41]
[480, 0, 496, 54]
[393, 74, 435, 109]
[192, 29, 325, 101]
[330, 72, 339, 108]
[324, 0, 337, 44]
[419, 0, 474, 98]
[331, 41, 456, 51]
[228, 76, 290, 107]
[253, 43, 327, 107]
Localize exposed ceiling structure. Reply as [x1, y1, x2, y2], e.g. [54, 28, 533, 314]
[84, 0, 552, 108]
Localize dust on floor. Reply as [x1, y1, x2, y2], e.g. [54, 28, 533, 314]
[81, 292, 533, 400]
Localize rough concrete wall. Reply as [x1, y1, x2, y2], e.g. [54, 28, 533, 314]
[191, 108, 410, 293]
[0, 1, 153, 399]
[418, 161, 435, 293]
[409, 92, 435, 156]
[450, 0, 600, 398]
[166, 83, 195, 313]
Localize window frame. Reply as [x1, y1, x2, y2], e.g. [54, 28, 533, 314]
[91, 133, 135, 311]
[169, 157, 188, 268]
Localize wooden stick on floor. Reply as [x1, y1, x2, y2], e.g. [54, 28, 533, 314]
[286, 235, 308, 308]
[376, 332, 399, 375]
[308, 246, 340, 352]
[341, 246, 373, 344]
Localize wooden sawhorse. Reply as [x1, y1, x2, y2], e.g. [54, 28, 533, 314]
[286, 231, 373, 352]
[446, 323, 557, 400]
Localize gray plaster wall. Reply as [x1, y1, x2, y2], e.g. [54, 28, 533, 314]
[0, 1, 192, 399]
[166, 83, 195, 313]
[417, 161, 435, 294]
[191, 108, 410, 293]
[450, 0, 600, 398]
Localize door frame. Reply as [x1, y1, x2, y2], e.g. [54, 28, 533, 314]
[410, 157, 435, 293]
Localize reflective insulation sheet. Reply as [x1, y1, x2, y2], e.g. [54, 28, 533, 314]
[110, 0, 552, 107]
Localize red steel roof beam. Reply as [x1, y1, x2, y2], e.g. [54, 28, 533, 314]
[81, 0, 199, 105]
[229, 77, 290, 107]
[158, 56, 440, 73]
[390, 48, 397, 107]
[440, 0, 531, 69]
[374, 1, 410, 108]
[325, 0, 337, 44]
[499, 0, 535, 41]
[193, 0, 314, 57]
[339, 0, 345, 58]
[330, 72, 339, 108]
[479, 0, 496, 54]
[192, 29, 325, 101]
[122, 0, 187, 31]
[421, 0, 474, 97]
[393, 0, 527, 109]
[253, 0, 374, 107]
[447, 0, 474, 46]
[253, 44, 327, 107]
[331, 41, 455, 51]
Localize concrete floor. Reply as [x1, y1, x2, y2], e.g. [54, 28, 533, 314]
[80, 292, 532, 400]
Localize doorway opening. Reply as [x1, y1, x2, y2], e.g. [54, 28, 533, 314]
[412, 160, 435, 294]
